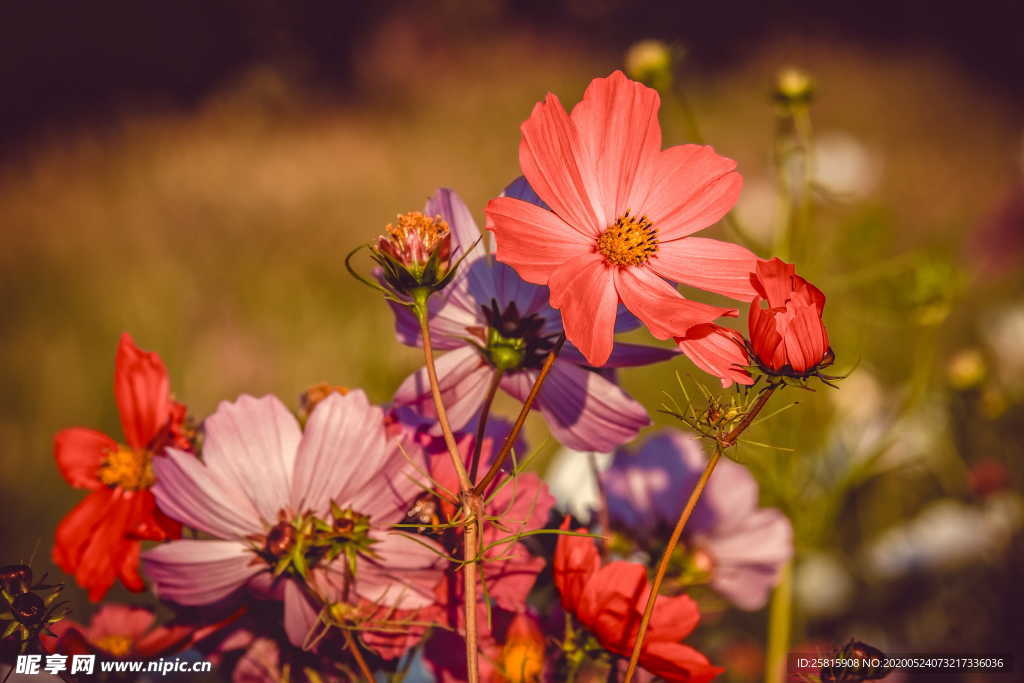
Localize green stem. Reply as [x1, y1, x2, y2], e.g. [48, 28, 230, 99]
[415, 302, 479, 683]
[341, 628, 374, 683]
[473, 335, 564, 495]
[623, 385, 779, 683]
[622, 447, 723, 682]
[469, 367, 505, 483]
[415, 302, 472, 491]
[765, 559, 793, 683]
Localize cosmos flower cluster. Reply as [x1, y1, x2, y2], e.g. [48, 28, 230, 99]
[37, 71, 834, 682]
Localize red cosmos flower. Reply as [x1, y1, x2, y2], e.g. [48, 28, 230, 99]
[52, 334, 190, 601]
[554, 520, 723, 683]
[747, 258, 831, 376]
[486, 70, 758, 376]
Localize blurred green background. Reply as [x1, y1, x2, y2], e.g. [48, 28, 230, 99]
[1, 1, 1022, 680]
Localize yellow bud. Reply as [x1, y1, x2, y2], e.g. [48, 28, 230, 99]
[775, 67, 814, 103]
[947, 348, 986, 390]
[625, 40, 675, 91]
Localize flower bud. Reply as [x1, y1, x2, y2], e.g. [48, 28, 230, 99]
[748, 258, 832, 378]
[371, 211, 453, 300]
[625, 40, 674, 92]
[774, 67, 814, 104]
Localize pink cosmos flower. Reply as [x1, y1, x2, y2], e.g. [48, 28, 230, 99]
[486, 70, 759, 384]
[141, 391, 444, 649]
[361, 416, 554, 663]
[601, 430, 793, 610]
[390, 187, 678, 452]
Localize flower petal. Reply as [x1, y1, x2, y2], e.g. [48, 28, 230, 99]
[570, 70, 662, 221]
[201, 394, 302, 524]
[578, 561, 646, 654]
[54, 428, 115, 490]
[486, 196, 592, 285]
[426, 187, 483, 264]
[142, 539, 258, 606]
[152, 448, 263, 539]
[114, 333, 174, 450]
[752, 257, 797, 307]
[641, 591, 701, 645]
[614, 266, 734, 340]
[642, 145, 743, 241]
[350, 532, 443, 609]
[560, 341, 678, 368]
[692, 456, 761, 531]
[291, 390, 394, 517]
[547, 253, 618, 367]
[502, 361, 649, 452]
[393, 345, 493, 433]
[650, 236, 759, 301]
[703, 508, 793, 610]
[780, 297, 830, 373]
[498, 175, 549, 210]
[519, 92, 604, 235]
[117, 534, 145, 593]
[283, 579, 321, 649]
[52, 488, 125, 601]
[674, 323, 753, 387]
[641, 640, 723, 683]
[553, 518, 601, 613]
[86, 605, 157, 642]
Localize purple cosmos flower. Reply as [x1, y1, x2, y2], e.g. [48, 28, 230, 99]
[141, 391, 443, 648]
[390, 186, 677, 452]
[601, 429, 793, 610]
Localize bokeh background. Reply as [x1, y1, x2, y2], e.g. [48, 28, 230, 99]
[2, 1, 1022, 680]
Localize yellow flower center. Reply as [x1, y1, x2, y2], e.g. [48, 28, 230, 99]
[384, 212, 450, 253]
[98, 445, 154, 490]
[596, 211, 658, 267]
[95, 634, 133, 657]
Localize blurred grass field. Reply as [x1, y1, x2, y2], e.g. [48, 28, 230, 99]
[1, 20, 1022, 678]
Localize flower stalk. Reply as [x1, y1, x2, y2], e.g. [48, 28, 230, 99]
[765, 559, 793, 683]
[623, 383, 780, 682]
[468, 367, 506, 482]
[473, 334, 565, 495]
[415, 302, 479, 682]
[341, 628, 375, 683]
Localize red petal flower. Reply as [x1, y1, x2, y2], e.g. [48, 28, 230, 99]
[487, 70, 757, 382]
[554, 520, 723, 682]
[748, 258, 830, 375]
[52, 333, 188, 601]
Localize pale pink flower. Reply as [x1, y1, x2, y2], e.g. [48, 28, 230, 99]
[486, 70, 759, 385]
[142, 391, 443, 649]
[390, 187, 677, 452]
